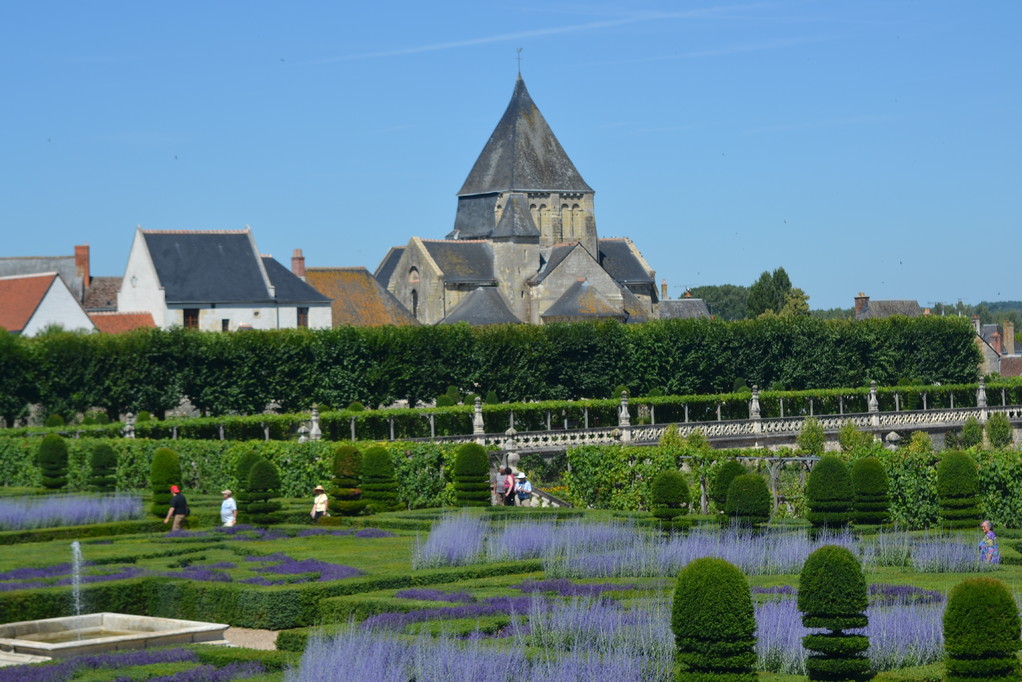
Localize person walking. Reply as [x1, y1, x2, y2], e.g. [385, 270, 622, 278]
[515, 472, 533, 507]
[220, 489, 237, 527]
[163, 485, 188, 531]
[502, 467, 517, 506]
[980, 520, 1000, 564]
[310, 485, 329, 521]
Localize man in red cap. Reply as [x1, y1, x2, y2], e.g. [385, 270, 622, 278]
[163, 484, 189, 531]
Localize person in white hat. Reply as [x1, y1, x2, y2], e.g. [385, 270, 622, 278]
[220, 489, 237, 527]
[310, 485, 329, 521]
[515, 472, 533, 506]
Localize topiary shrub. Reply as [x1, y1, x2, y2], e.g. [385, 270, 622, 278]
[710, 460, 746, 509]
[651, 470, 689, 520]
[233, 451, 265, 516]
[798, 545, 870, 681]
[88, 442, 118, 492]
[452, 443, 491, 507]
[725, 474, 771, 526]
[850, 456, 889, 526]
[672, 557, 756, 681]
[838, 421, 873, 453]
[246, 458, 282, 525]
[435, 395, 456, 408]
[960, 416, 983, 449]
[361, 446, 400, 512]
[937, 451, 981, 529]
[805, 455, 853, 528]
[149, 447, 181, 517]
[346, 401, 365, 412]
[44, 414, 65, 428]
[485, 390, 499, 405]
[797, 417, 825, 456]
[136, 410, 151, 422]
[944, 577, 1022, 680]
[330, 445, 366, 516]
[986, 413, 1013, 448]
[37, 434, 69, 490]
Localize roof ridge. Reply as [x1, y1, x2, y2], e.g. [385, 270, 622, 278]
[88, 310, 151, 316]
[307, 266, 371, 272]
[142, 229, 249, 234]
[420, 238, 490, 244]
[0, 271, 58, 281]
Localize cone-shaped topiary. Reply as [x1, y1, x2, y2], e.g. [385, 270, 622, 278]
[944, 577, 1022, 680]
[246, 457, 282, 525]
[88, 442, 118, 492]
[805, 455, 854, 528]
[361, 446, 400, 512]
[330, 444, 366, 516]
[798, 545, 870, 681]
[38, 434, 69, 490]
[149, 447, 181, 516]
[453, 443, 491, 507]
[937, 451, 981, 529]
[710, 460, 747, 509]
[672, 557, 756, 681]
[725, 474, 771, 526]
[851, 456, 889, 526]
[651, 470, 689, 520]
[233, 451, 265, 516]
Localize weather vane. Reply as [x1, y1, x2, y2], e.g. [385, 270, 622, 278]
[516, 47, 523, 75]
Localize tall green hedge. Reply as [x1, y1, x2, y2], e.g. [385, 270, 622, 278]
[850, 456, 889, 526]
[805, 455, 854, 528]
[37, 434, 68, 490]
[798, 545, 870, 681]
[725, 474, 771, 526]
[937, 451, 981, 529]
[672, 557, 756, 681]
[452, 443, 491, 507]
[944, 577, 1022, 680]
[149, 447, 181, 517]
[361, 446, 400, 512]
[330, 445, 366, 516]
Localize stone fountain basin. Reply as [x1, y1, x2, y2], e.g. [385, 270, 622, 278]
[0, 613, 228, 659]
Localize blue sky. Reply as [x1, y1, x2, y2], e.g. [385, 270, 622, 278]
[1, 1, 1018, 310]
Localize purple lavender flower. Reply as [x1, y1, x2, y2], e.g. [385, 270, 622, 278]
[360, 596, 535, 632]
[394, 588, 474, 603]
[0, 494, 143, 531]
[413, 512, 488, 569]
[355, 528, 395, 538]
[260, 557, 362, 582]
[514, 578, 638, 598]
[0, 647, 197, 682]
[868, 583, 944, 606]
[123, 661, 266, 682]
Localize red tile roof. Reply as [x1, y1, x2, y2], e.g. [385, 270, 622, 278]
[88, 311, 156, 334]
[0, 273, 56, 333]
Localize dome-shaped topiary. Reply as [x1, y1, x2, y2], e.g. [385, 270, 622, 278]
[944, 577, 1022, 680]
[330, 445, 366, 516]
[136, 410, 152, 422]
[452, 443, 491, 507]
[44, 414, 65, 428]
[246, 458, 282, 525]
[937, 451, 981, 529]
[725, 474, 772, 526]
[805, 455, 854, 528]
[38, 434, 69, 490]
[88, 442, 118, 492]
[149, 447, 181, 517]
[850, 456, 889, 526]
[651, 470, 689, 520]
[710, 460, 747, 509]
[361, 446, 399, 512]
[672, 557, 756, 681]
[798, 545, 870, 681]
[346, 401, 365, 412]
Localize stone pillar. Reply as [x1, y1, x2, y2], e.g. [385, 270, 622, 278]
[868, 380, 880, 428]
[123, 412, 136, 439]
[977, 378, 988, 423]
[618, 391, 631, 428]
[473, 396, 485, 435]
[504, 426, 518, 470]
[750, 385, 762, 443]
[310, 404, 322, 441]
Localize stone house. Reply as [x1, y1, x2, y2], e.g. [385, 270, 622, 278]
[375, 76, 658, 325]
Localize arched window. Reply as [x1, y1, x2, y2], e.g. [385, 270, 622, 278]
[408, 267, 420, 285]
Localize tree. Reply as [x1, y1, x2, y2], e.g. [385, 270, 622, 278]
[709, 460, 746, 510]
[960, 417, 983, 449]
[452, 443, 491, 507]
[778, 288, 810, 317]
[796, 417, 825, 456]
[986, 413, 1013, 448]
[650, 470, 689, 521]
[361, 446, 400, 512]
[88, 443, 118, 492]
[688, 284, 749, 321]
[246, 458, 282, 525]
[38, 434, 69, 490]
[937, 452, 981, 529]
[805, 455, 854, 528]
[746, 267, 793, 317]
[330, 445, 366, 516]
[725, 474, 772, 526]
[944, 577, 1022, 680]
[149, 447, 181, 517]
[850, 457, 889, 526]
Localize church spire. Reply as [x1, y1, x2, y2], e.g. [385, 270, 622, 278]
[457, 77, 592, 197]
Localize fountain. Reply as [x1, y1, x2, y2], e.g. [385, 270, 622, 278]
[0, 541, 229, 662]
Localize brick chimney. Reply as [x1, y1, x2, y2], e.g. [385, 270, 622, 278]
[992, 331, 1002, 355]
[291, 248, 306, 280]
[854, 292, 869, 317]
[1004, 320, 1015, 355]
[74, 244, 90, 288]
[972, 314, 981, 335]
[923, 307, 931, 316]
[661, 278, 667, 300]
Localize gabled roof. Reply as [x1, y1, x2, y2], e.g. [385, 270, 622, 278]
[260, 257, 331, 304]
[440, 287, 522, 325]
[620, 287, 651, 324]
[142, 230, 273, 303]
[0, 273, 57, 333]
[541, 278, 626, 321]
[659, 299, 711, 320]
[530, 242, 585, 284]
[374, 246, 405, 288]
[491, 193, 540, 239]
[83, 276, 122, 311]
[855, 300, 922, 320]
[1000, 356, 1022, 378]
[88, 311, 156, 333]
[421, 241, 494, 284]
[0, 255, 82, 300]
[306, 267, 418, 327]
[598, 238, 654, 285]
[458, 76, 592, 196]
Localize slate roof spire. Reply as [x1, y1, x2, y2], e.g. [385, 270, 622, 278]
[458, 76, 592, 196]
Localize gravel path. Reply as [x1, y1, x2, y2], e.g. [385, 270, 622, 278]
[223, 626, 278, 650]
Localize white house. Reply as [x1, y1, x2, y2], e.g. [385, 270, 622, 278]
[117, 227, 332, 330]
[0, 272, 96, 336]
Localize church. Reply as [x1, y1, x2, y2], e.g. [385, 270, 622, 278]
[374, 76, 663, 325]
